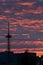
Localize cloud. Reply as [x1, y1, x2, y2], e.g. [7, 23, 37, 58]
[0, 0, 43, 54]
[18, 2, 35, 6]
[0, 0, 43, 20]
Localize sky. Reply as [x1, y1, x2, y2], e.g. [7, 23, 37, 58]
[0, 0, 43, 56]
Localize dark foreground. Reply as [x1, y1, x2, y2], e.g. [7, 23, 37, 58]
[0, 51, 43, 65]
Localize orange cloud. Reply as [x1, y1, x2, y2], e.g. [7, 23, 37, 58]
[10, 40, 43, 47]
[0, 44, 43, 57]
[18, 2, 35, 6]
[15, 11, 24, 15]
[32, 7, 43, 14]
[27, 7, 43, 14]
[10, 28, 17, 31]
[32, 41, 43, 46]
[4, 10, 11, 13]
[40, 29, 43, 32]
[15, 6, 43, 15]
[37, 51, 43, 57]
[11, 48, 43, 57]
[0, 48, 6, 52]
[16, 19, 43, 25]
[0, 16, 7, 20]
[0, 28, 7, 30]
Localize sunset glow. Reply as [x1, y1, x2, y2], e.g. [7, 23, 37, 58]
[0, 0, 43, 57]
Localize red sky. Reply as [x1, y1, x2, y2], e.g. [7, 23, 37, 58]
[0, 0, 43, 57]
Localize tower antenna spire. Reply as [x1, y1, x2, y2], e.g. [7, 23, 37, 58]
[6, 22, 11, 52]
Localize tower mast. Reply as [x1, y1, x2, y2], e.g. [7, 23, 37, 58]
[6, 22, 11, 52]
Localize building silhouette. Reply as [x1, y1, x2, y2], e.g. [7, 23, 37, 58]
[0, 51, 41, 65]
[0, 22, 43, 65]
[21, 50, 37, 65]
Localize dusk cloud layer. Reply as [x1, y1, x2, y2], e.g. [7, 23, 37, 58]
[0, 0, 43, 56]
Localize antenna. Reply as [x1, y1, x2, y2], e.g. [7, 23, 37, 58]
[6, 22, 11, 52]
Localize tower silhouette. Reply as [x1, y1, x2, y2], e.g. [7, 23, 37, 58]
[6, 22, 12, 65]
[6, 22, 11, 52]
